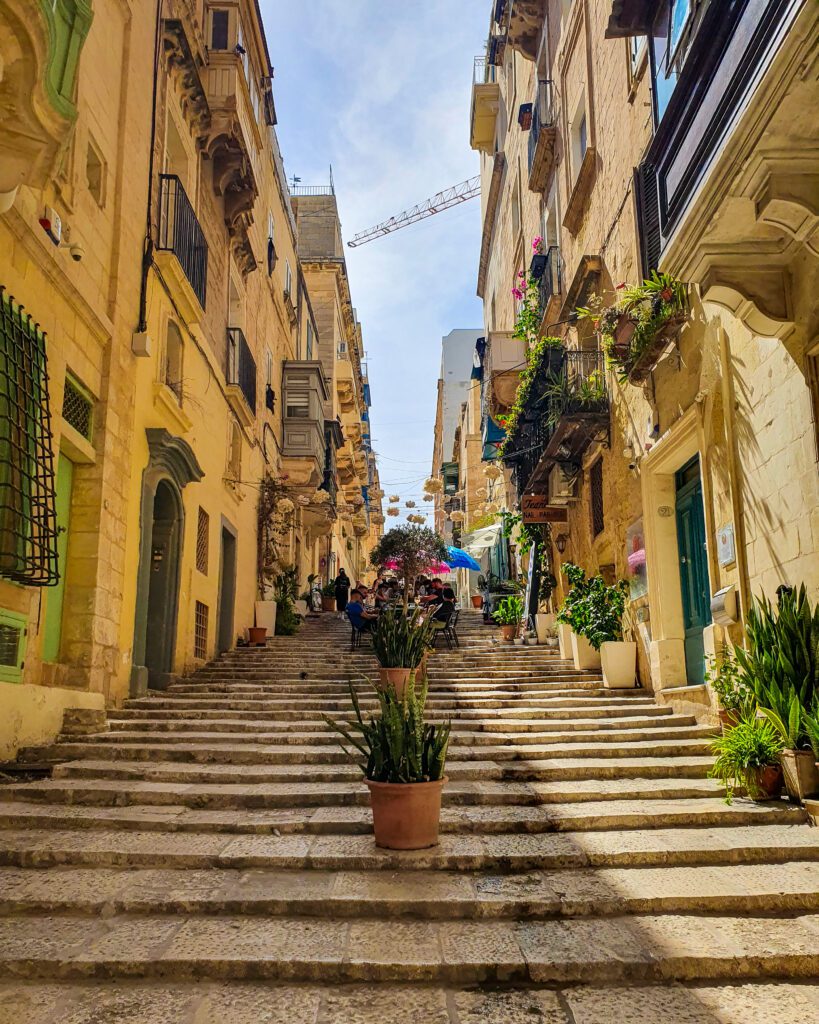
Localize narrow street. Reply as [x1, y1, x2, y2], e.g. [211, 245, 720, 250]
[0, 613, 817, 1020]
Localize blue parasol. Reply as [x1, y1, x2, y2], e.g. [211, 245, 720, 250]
[445, 546, 481, 571]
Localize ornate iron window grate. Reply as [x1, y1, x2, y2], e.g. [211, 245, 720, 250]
[62, 375, 93, 441]
[194, 600, 208, 660]
[0, 289, 59, 586]
[196, 507, 209, 575]
[590, 458, 604, 539]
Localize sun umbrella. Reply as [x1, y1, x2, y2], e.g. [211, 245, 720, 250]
[445, 546, 481, 571]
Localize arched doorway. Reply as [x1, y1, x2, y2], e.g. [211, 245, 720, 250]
[144, 480, 183, 687]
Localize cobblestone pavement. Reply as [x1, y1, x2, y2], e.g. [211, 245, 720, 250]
[1, 613, 817, 1021]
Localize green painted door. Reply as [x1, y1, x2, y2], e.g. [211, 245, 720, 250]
[43, 453, 73, 662]
[675, 456, 711, 684]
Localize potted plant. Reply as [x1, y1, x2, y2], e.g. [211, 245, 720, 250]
[575, 573, 634, 688]
[708, 713, 784, 804]
[246, 625, 267, 646]
[493, 595, 523, 641]
[471, 593, 484, 609]
[556, 564, 601, 672]
[705, 649, 751, 731]
[321, 580, 337, 613]
[325, 677, 451, 850]
[272, 566, 301, 636]
[256, 475, 289, 636]
[735, 586, 819, 802]
[371, 607, 435, 699]
[370, 525, 447, 612]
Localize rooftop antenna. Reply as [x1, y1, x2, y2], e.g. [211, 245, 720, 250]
[329, 164, 335, 194]
[290, 174, 302, 190]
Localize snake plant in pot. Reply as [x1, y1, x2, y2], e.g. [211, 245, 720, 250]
[371, 607, 436, 697]
[324, 677, 451, 849]
[493, 595, 524, 641]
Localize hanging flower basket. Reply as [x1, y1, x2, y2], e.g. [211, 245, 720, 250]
[626, 311, 688, 383]
[405, 500, 416, 508]
[387, 507, 400, 517]
[389, 494, 400, 503]
[484, 464, 502, 480]
[423, 477, 443, 493]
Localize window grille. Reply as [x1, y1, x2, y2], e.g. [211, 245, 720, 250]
[196, 507, 209, 574]
[194, 600, 208, 659]
[62, 376, 93, 441]
[590, 458, 604, 538]
[0, 289, 59, 586]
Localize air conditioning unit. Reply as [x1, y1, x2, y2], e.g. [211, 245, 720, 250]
[548, 464, 578, 505]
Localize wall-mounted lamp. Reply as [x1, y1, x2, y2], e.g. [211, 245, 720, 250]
[555, 532, 569, 554]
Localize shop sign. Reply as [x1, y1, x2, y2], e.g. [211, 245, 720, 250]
[521, 495, 568, 524]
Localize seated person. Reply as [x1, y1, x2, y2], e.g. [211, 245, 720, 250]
[346, 589, 378, 631]
[420, 578, 444, 608]
[374, 584, 391, 609]
[431, 587, 456, 625]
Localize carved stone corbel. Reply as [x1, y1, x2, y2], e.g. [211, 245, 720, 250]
[701, 266, 795, 340]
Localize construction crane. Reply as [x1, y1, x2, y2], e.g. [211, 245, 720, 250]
[347, 176, 481, 248]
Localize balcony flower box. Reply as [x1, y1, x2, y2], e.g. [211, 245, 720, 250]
[626, 310, 687, 383]
[530, 252, 547, 279]
[517, 102, 533, 130]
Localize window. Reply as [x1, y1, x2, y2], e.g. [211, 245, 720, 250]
[284, 259, 292, 298]
[629, 35, 647, 76]
[265, 348, 273, 386]
[570, 96, 588, 183]
[164, 321, 184, 403]
[85, 138, 106, 207]
[196, 507, 209, 574]
[194, 601, 209, 659]
[227, 420, 241, 480]
[0, 290, 59, 586]
[0, 608, 27, 682]
[590, 458, 604, 538]
[62, 375, 93, 442]
[650, 1, 681, 124]
[511, 172, 521, 241]
[210, 9, 229, 50]
[306, 320, 314, 360]
[285, 393, 309, 418]
[267, 212, 276, 275]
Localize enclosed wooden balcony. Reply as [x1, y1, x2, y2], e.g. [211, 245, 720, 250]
[280, 361, 328, 487]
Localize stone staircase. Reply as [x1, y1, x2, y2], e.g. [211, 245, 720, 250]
[0, 610, 818, 1022]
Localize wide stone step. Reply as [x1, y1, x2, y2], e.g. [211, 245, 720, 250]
[45, 752, 717, 784]
[160, 689, 613, 705]
[0, 911, 817, 983]
[1, 824, 817, 872]
[2, 861, 817, 919]
[35, 735, 716, 769]
[0, 795, 802, 837]
[1, 980, 817, 1024]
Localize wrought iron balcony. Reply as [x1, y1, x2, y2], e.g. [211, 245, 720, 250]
[536, 245, 561, 326]
[226, 327, 257, 415]
[527, 80, 557, 193]
[157, 174, 208, 311]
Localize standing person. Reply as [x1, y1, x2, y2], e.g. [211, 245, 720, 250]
[334, 568, 350, 612]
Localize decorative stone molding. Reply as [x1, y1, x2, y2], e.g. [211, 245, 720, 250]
[162, 18, 210, 145]
[701, 266, 795, 340]
[145, 428, 205, 489]
[755, 167, 819, 258]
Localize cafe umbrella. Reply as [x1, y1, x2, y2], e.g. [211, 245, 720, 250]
[445, 547, 481, 572]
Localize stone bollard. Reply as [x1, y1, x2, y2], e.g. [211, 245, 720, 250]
[61, 707, 109, 737]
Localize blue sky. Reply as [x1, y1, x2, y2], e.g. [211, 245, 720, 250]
[262, 0, 486, 522]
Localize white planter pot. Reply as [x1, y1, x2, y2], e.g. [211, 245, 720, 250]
[601, 640, 637, 688]
[557, 623, 573, 660]
[294, 599, 309, 618]
[535, 613, 557, 644]
[254, 600, 277, 634]
[571, 632, 602, 671]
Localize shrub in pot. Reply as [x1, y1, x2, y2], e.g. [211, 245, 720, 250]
[371, 607, 435, 698]
[321, 580, 337, 613]
[708, 713, 784, 803]
[493, 595, 524, 641]
[704, 649, 752, 731]
[325, 677, 451, 850]
[735, 586, 819, 802]
[557, 564, 634, 682]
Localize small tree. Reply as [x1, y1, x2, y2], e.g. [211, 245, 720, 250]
[370, 525, 447, 611]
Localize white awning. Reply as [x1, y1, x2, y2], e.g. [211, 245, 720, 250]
[462, 523, 502, 554]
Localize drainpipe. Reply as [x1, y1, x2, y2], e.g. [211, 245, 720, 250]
[718, 326, 752, 625]
[136, 0, 165, 334]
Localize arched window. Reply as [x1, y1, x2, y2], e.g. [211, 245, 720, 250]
[164, 321, 184, 404]
[227, 420, 242, 482]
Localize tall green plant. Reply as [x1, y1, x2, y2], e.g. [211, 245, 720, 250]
[708, 713, 783, 804]
[370, 526, 447, 611]
[324, 677, 451, 783]
[556, 563, 628, 649]
[492, 594, 524, 626]
[371, 607, 435, 669]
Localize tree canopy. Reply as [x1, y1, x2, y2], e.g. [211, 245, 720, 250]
[370, 525, 447, 608]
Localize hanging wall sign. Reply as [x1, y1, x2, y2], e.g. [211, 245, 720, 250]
[522, 494, 568, 525]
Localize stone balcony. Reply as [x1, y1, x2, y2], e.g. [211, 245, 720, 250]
[470, 57, 500, 153]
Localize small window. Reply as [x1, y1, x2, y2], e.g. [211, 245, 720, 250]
[570, 97, 588, 183]
[629, 35, 647, 76]
[196, 507, 209, 574]
[306, 321, 314, 360]
[194, 601, 209, 659]
[62, 375, 93, 442]
[284, 259, 292, 298]
[265, 348, 273, 386]
[228, 421, 241, 480]
[164, 321, 184, 404]
[590, 459, 604, 538]
[511, 172, 521, 241]
[0, 608, 27, 682]
[285, 393, 309, 419]
[85, 138, 106, 207]
[210, 9, 229, 50]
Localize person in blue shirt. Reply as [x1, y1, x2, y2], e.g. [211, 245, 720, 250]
[346, 589, 378, 632]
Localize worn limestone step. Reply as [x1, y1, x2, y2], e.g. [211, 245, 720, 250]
[39, 733, 716, 767]
[157, 691, 616, 707]
[0, 795, 803, 837]
[1, 824, 817, 872]
[1, 911, 817, 983]
[105, 712, 695, 737]
[2, 980, 818, 1024]
[0, 775, 734, 811]
[3, 861, 818, 919]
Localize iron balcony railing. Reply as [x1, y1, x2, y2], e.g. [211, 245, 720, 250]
[473, 55, 498, 84]
[537, 245, 561, 319]
[290, 184, 334, 196]
[226, 327, 257, 414]
[528, 79, 555, 173]
[157, 174, 208, 310]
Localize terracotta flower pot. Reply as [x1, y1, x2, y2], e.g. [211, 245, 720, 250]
[377, 667, 412, 698]
[747, 764, 783, 801]
[781, 749, 819, 803]
[321, 595, 337, 613]
[718, 708, 741, 733]
[366, 777, 447, 849]
[500, 624, 517, 642]
[247, 626, 267, 646]
[471, 595, 484, 609]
